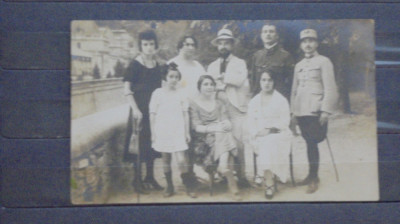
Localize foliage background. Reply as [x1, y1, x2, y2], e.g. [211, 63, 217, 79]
[97, 20, 375, 112]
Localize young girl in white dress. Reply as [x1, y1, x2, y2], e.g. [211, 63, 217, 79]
[149, 63, 196, 198]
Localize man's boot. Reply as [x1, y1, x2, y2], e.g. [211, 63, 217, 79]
[306, 177, 319, 194]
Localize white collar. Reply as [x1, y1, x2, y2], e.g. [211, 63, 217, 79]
[305, 51, 319, 59]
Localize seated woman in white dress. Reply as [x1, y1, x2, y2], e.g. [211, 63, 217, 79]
[247, 70, 291, 200]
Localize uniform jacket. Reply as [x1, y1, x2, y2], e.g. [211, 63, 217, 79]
[290, 52, 339, 116]
[249, 44, 294, 98]
[207, 54, 250, 113]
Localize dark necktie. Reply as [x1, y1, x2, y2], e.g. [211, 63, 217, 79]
[220, 58, 227, 74]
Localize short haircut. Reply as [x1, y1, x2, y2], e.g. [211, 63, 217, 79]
[138, 29, 158, 52]
[197, 75, 216, 91]
[261, 23, 279, 34]
[260, 68, 278, 86]
[177, 35, 198, 51]
[162, 62, 182, 81]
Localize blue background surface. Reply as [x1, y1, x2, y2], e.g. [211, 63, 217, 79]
[1, 2, 400, 223]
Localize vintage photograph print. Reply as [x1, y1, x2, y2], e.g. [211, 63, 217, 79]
[71, 20, 378, 204]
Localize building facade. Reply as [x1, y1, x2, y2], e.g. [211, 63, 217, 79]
[71, 21, 136, 81]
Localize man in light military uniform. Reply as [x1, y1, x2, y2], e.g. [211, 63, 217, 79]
[290, 29, 339, 194]
[207, 28, 252, 188]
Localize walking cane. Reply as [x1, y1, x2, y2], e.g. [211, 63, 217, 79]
[133, 118, 142, 203]
[134, 117, 142, 203]
[326, 136, 339, 182]
[130, 114, 142, 203]
[289, 139, 296, 187]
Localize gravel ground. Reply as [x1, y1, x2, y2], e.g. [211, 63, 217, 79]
[107, 92, 379, 204]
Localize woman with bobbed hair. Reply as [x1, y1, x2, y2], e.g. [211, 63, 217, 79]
[247, 70, 291, 200]
[123, 29, 164, 194]
[189, 75, 241, 201]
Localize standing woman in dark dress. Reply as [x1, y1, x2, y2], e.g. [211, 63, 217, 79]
[123, 30, 163, 194]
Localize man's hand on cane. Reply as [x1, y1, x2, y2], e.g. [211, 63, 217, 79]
[132, 107, 143, 122]
[319, 111, 329, 126]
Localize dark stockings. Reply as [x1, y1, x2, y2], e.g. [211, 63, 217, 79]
[306, 140, 320, 180]
[143, 158, 163, 191]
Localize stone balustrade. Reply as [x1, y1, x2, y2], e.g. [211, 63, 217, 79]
[71, 78, 134, 204]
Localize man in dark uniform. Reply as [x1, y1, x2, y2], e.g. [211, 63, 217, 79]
[290, 29, 339, 194]
[249, 23, 294, 99]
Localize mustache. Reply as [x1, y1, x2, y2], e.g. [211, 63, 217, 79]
[218, 49, 231, 56]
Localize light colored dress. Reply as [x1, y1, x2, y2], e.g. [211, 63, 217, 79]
[247, 90, 291, 182]
[149, 88, 188, 153]
[189, 99, 237, 170]
[168, 56, 206, 99]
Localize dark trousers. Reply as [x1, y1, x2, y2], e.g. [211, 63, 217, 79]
[297, 116, 328, 180]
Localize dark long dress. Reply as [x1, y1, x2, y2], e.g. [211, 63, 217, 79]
[123, 59, 162, 162]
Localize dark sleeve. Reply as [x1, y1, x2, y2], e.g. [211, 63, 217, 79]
[284, 53, 296, 96]
[122, 60, 138, 83]
[248, 53, 258, 95]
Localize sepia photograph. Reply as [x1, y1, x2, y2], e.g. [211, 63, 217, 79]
[70, 20, 378, 204]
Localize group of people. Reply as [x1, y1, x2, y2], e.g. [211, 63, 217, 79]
[122, 23, 338, 201]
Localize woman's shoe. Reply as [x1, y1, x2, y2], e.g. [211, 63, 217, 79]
[265, 185, 275, 200]
[254, 176, 264, 187]
[181, 172, 198, 199]
[232, 192, 242, 201]
[132, 180, 150, 195]
[223, 171, 241, 201]
[143, 177, 164, 191]
[163, 186, 174, 198]
[186, 190, 198, 199]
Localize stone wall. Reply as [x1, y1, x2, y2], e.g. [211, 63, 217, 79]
[70, 79, 134, 204]
[71, 78, 126, 119]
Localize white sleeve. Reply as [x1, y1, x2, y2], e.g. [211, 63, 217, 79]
[181, 95, 189, 112]
[246, 98, 260, 138]
[277, 96, 291, 130]
[224, 59, 248, 87]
